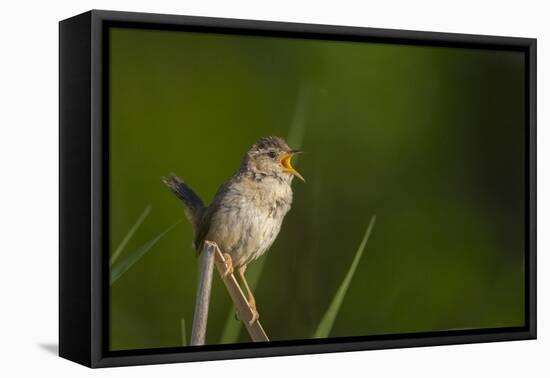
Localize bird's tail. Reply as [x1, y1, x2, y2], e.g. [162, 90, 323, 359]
[162, 173, 205, 231]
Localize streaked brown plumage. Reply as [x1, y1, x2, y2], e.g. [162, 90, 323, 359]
[162, 136, 304, 319]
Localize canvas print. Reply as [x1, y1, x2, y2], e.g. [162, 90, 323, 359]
[107, 27, 526, 351]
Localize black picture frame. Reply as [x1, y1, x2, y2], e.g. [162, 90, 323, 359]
[59, 9, 537, 368]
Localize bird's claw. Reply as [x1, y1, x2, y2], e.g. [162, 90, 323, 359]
[248, 310, 260, 325]
[221, 253, 233, 278]
[247, 298, 259, 325]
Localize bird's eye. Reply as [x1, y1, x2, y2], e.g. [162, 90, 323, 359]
[267, 151, 277, 159]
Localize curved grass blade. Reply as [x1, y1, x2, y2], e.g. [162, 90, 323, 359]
[110, 219, 182, 285]
[286, 82, 308, 149]
[313, 215, 376, 338]
[219, 85, 309, 344]
[110, 205, 152, 266]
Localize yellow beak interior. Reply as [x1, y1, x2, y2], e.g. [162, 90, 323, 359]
[280, 153, 305, 182]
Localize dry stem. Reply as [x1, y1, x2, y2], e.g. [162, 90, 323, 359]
[207, 241, 269, 342]
[190, 242, 216, 345]
[190, 241, 269, 345]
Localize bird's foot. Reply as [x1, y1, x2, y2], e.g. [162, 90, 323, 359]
[248, 310, 259, 325]
[221, 253, 234, 278]
[247, 297, 259, 325]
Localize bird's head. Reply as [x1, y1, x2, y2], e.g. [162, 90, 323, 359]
[242, 136, 305, 183]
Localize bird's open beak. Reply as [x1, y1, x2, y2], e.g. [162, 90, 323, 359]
[280, 150, 305, 182]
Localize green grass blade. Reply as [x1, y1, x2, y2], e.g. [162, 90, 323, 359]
[110, 205, 152, 266]
[218, 87, 309, 344]
[180, 318, 187, 346]
[286, 82, 308, 149]
[313, 215, 376, 338]
[110, 220, 182, 285]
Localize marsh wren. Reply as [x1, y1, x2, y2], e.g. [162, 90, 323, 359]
[163, 136, 304, 322]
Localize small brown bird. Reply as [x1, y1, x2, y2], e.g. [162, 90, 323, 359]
[162, 136, 304, 321]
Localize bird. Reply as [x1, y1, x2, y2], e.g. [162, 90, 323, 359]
[162, 136, 304, 323]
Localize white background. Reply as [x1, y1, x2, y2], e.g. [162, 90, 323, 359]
[0, 0, 546, 376]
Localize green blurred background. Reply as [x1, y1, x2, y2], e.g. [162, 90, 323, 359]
[108, 27, 525, 351]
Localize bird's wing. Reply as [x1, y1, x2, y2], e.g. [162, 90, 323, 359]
[193, 201, 215, 254]
[193, 177, 235, 254]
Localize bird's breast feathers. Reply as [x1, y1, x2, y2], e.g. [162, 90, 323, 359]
[206, 177, 293, 267]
